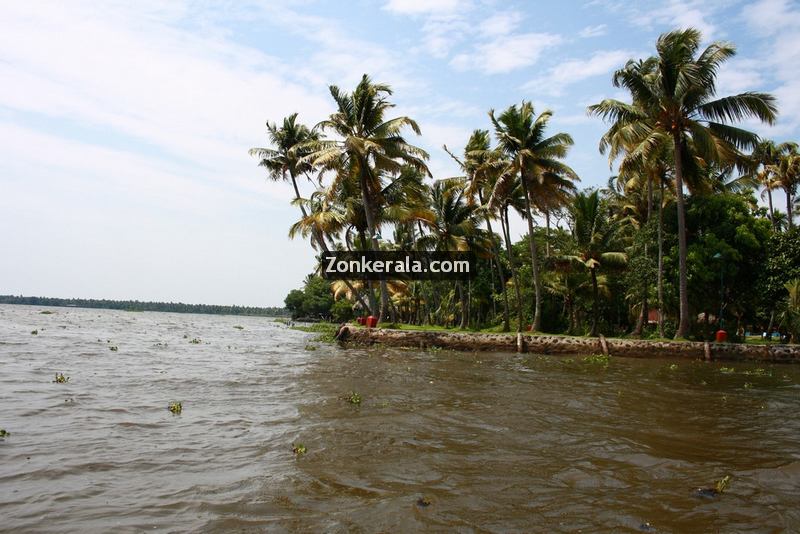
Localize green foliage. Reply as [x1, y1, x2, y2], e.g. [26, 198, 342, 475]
[53, 373, 69, 383]
[189, 338, 201, 344]
[345, 391, 362, 405]
[284, 289, 305, 319]
[330, 299, 354, 322]
[109, 345, 118, 352]
[0, 429, 10, 438]
[30, 330, 38, 335]
[583, 353, 610, 365]
[168, 402, 182, 414]
[292, 443, 307, 455]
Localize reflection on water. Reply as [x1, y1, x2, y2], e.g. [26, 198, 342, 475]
[1, 304, 799, 532]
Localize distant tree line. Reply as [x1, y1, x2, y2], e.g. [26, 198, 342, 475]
[0, 295, 288, 317]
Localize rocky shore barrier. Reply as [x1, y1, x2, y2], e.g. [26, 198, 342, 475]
[345, 328, 800, 362]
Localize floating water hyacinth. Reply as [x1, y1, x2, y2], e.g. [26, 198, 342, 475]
[109, 346, 118, 352]
[345, 391, 362, 405]
[696, 475, 732, 498]
[168, 401, 182, 414]
[292, 443, 307, 455]
[53, 373, 69, 383]
[31, 330, 38, 335]
[0, 429, 10, 439]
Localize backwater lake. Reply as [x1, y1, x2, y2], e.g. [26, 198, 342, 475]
[1, 304, 799, 532]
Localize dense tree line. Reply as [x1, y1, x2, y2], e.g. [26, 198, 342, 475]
[0, 295, 288, 317]
[255, 29, 800, 342]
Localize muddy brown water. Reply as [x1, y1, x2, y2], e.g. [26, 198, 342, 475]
[1, 304, 799, 532]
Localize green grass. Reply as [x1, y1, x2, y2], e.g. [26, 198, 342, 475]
[290, 322, 338, 342]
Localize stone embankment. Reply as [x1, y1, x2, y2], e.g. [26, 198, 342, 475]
[344, 328, 800, 362]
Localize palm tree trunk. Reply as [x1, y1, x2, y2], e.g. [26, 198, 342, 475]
[358, 231, 378, 317]
[519, 173, 543, 331]
[657, 177, 665, 338]
[673, 133, 691, 339]
[767, 187, 776, 231]
[590, 268, 599, 337]
[633, 173, 655, 338]
[478, 191, 510, 332]
[545, 210, 551, 258]
[358, 165, 391, 322]
[458, 280, 468, 329]
[501, 206, 524, 332]
[787, 188, 794, 231]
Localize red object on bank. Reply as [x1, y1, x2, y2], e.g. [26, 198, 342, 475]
[715, 329, 727, 343]
[356, 316, 365, 325]
[366, 316, 378, 328]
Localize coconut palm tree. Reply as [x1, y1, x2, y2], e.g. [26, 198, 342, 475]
[770, 148, 800, 230]
[589, 28, 777, 338]
[747, 140, 797, 230]
[562, 190, 628, 336]
[445, 130, 512, 331]
[308, 74, 430, 321]
[489, 102, 578, 331]
[250, 114, 370, 312]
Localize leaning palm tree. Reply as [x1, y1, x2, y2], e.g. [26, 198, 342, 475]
[250, 113, 319, 218]
[489, 102, 578, 331]
[308, 74, 430, 321]
[589, 28, 777, 338]
[562, 190, 628, 336]
[250, 113, 373, 313]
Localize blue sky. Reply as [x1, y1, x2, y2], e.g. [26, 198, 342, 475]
[1, 0, 798, 306]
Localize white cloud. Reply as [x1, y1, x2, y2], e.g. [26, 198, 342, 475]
[480, 11, 523, 37]
[579, 24, 607, 38]
[741, 0, 800, 136]
[451, 32, 563, 74]
[523, 50, 632, 95]
[384, 0, 464, 15]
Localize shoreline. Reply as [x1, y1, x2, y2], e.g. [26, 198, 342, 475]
[344, 328, 800, 363]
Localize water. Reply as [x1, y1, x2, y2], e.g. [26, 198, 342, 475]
[1, 304, 799, 532]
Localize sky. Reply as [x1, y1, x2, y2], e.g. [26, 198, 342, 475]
[1, 0, 798, 307]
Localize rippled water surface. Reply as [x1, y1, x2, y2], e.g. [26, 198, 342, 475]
[2, 304, 800, 532]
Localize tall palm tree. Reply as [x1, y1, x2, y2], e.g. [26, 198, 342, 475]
[489, 102, 578, 331]
[250, 114, 368, 312]
[563, 190, 628, 336]
[418, 178, 490, 328]
[308, 74, 430, 321]
[747, 140, 797, 230]
[770, 148, 800, 230]
[589, 28, 777, 338]
[250, 113, 319, 219]
[445, 130, 511, 331]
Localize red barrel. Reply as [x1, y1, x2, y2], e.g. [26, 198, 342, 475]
[357, 316, 365, 325]
[715, 329, 727, 343]
[366, 316, 378, 328]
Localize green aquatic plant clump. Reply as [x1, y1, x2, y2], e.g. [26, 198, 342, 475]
[0, 429, 10, 439]
[292, 443, 307, 455]
[189, 338, 201, 344]
[345, 391, 362, 405]
[233, 325, 244, 330]
[109, 345, 118, 352]
[53, 373, 69, 383]
[39, 310, 53, 314]
[31, 329, 38, 335]
[168, 401, 182, 414]
[583, 353, 610, 365]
